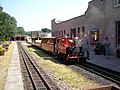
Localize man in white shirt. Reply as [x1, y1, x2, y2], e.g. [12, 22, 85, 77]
[82, 34, 90, 60]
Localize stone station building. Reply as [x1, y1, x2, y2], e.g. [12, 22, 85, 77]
[51, 0, 120, 56]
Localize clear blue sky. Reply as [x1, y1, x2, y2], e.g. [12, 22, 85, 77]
[0, 0, 91, 31]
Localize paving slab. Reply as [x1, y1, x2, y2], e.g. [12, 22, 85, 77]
[4, 42, 24, 90]
[88, 52, 120, 73]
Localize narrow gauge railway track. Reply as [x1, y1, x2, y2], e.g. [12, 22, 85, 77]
[17, 42, 59, 90]
[76, 62, 120, 85]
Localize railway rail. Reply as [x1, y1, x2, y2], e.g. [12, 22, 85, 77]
[17, 42, 59, 90]
[76, 62, 120, 85]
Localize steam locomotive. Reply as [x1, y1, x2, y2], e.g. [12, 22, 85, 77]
[32, 37, 86, 64]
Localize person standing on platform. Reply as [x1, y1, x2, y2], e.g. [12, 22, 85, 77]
[82, 34, 90, 60]
[74, 36, 79, 46]
[104, 36, 111, 59]
[77, 37, 83, 56]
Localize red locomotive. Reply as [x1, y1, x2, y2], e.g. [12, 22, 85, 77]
[32, 37, 86, 64]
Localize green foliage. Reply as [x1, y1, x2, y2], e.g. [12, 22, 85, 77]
[16, 27, 25, 35]
[0, 11, 17, 41]
[0, 46, 6, 52]
[4, 41, 10, 45]
[25, 31, 31, 36]
[41, 28, 51, 33]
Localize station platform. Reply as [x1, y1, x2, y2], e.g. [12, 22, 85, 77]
[88, 52, 120, 73]
[4, 42, 24, 90]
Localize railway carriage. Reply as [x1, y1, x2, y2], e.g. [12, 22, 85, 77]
[34, 40, 42, 48]
[41, 37, 57, 54]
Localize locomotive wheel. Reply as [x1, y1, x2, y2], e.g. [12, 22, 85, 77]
[65, 59, 70, 65]
[58, 53, 62, 59]
[66, 54, 78, 64]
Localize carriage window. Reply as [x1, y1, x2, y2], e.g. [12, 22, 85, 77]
[47, 40, 50, 44]
[68, 40, 74, 46]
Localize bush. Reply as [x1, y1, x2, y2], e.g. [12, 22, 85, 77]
[0, 46, 6, 52]
[4, 41, 11, 45]
[0, 46, 6, 55]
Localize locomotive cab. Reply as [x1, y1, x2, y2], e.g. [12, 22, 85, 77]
[57, 38, 74, 54]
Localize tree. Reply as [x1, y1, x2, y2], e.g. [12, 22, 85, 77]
[16, 27, 25, 35]
[39, 28, 51, 37]
[0, 11, 17, 41]
[41, 28, 51, 33]
[25, 31, 31, 36]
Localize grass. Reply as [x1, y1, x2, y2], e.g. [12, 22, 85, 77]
[0, 43, 14, 90]
[28, 47, 99, 90]
[43, 60, 98, 89]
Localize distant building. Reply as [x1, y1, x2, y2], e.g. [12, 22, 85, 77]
[10, 34, 27, 41]
[31, 31, 39, 38]
[31, 31, 51, 43]
[51, 0, 120, 56]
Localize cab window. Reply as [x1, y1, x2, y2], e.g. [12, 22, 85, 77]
[68, 40, 74, 46]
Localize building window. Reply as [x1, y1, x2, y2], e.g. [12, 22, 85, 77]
[114, 0, 120, 7]
[70, 28, 76, 38]
[78, 27, 80, 33]
[92, 32, 99, 43]
[78, 27, 80, 37]
[64, 30, 66, 35]
[90, 28, 99, 43]
[73, 28, 76, 37]
[116, 21, 120, 45]
[52, 32, 54, 37]
[62, 30, 63, 37]
[82, 26, 85, 34]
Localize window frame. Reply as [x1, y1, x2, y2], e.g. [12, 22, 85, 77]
[114, 0, 120, 7]
[90, 28, 99, 44]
